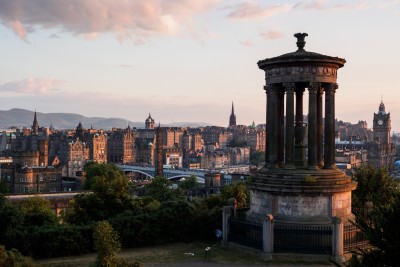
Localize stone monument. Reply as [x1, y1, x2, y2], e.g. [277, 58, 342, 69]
[250, 33, 356, 236]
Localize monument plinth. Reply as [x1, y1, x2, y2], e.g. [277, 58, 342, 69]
[250, 33, 356, 223]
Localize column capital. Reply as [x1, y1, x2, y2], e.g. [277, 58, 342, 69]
[264, 84, 278, 95]
[325, 83, 338, 94]
[283, 82, 295, 93]
[308, 82, 321, 93]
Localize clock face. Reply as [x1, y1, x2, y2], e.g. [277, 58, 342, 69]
[378, 120, 383, 125]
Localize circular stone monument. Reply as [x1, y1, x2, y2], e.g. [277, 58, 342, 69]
[249, 33, 356, 224]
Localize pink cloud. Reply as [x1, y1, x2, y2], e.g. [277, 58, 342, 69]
[0, 78, 64, 95]
[239, 39, 255, 46]
[226, 2, 294, 20]
[0, 0, 220, 42]
[260, 30, 284, 40]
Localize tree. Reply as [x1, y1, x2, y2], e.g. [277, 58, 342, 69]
[349, 166, 400, 266]
[83, 162, 126, 190]
[221, 181, 249, 208]
[0, 245, 36, 267]
[93, 221, 121, 267]
[64, 163, 134, 224]
[178, 175, 199, 191]
[0, 197, 25, 250]
[352, 166, 398, 212]
[144, 176, 181, 202]
[350, 193, 400, 267]
[19, 197, 58, 227]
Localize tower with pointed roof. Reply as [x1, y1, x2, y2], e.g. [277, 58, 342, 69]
[373, 100, 391, 144]
[229, 102, 236, 127]
[145, 113, 155, 129]
[367, 100, 396, 169]
[32, 110, 39, 135]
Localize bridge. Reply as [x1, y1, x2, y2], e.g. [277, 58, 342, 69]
[117, 164, 206, 183]
[116, 164, 251, 184]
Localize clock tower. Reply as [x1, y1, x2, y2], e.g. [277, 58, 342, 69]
[373, 100, 391, 144]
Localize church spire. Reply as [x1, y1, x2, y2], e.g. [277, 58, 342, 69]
[32, 110, 39, 135]
[229, 102, 237, 127]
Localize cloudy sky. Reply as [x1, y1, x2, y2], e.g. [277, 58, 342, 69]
[0, 0, 399, 130]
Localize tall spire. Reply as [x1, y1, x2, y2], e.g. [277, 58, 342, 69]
[32, 110, 39, 135]
[229, 102, 237, 127]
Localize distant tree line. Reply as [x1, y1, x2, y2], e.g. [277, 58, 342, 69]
[0, 162, 249, 261]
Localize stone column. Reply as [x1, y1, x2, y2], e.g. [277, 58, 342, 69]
[295, 87, 304, 125]
[308, 83, 320, 169]
[263, 214, 274, 254]
[332, 217, 344, 260]
[294, 86, 307, 167]
[317, 87, 324, 167]
[222, 206, 232, 248]
[284, 83, 295, 169]
[324, 83, 338, 169]
[264, 86, 270, 165]
[268, 85, 279, 166]
[277, 87, 285, 166]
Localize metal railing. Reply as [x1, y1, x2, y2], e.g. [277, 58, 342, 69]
[228, 217, 263, 250]
[343, 220, 370, 253]
[274, 223, 332, 254]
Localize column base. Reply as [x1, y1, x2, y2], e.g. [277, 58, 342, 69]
[284, 164, 296, 170]
[307, 165, 319, 170]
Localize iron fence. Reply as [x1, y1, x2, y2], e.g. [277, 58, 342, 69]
[228, 218, 263, 250]
[343, 220, 370, 253]
[274, 223, 332, 254]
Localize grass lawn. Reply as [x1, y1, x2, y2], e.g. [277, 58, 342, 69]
[37, 242, 335, 266]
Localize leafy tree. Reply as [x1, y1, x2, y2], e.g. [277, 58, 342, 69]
[352, 166, 398, 212]
[64, 163, 134, 224]
[221, 181, 249, 208]
[349, 166, 400, 266]
[0, 245, 36, 267]
[178, 175, 199, 191]
[350, 193, 400, 267]
[144, 176, 181, 202]
[83, 162, 126, 190]
[19, 197, 58, 227]
[0, 197, 26, 250]
[93, 220, 121, 267]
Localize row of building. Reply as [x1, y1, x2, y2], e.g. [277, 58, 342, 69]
[0, 107, 266, 194]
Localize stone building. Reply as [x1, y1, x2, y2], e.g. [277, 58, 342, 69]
[202, 126, 232, 148]
[14, 166, 62, 193]
[162, 127, 184, 147]
[60, 138, 90, 178]
[164, 147, 183, 168]
[107, 127, 135, 164]
[134, 135, 155, 165]
[88, 130, 107, 163]
[367, 101, 396, 169]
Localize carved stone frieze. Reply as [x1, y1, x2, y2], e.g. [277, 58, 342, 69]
[265, 66, 339, 84]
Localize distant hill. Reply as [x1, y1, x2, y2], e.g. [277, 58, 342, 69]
[0, 108, 211, 130]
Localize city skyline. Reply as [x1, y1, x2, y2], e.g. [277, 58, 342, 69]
[1, 0, 399, 130]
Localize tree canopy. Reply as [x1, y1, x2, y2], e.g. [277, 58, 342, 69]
[350, 166, 400, 267]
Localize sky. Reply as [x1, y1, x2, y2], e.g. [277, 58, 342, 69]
[0, 0, 400, 131]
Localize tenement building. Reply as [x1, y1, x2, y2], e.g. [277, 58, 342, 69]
[242, 33, 356, 258]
